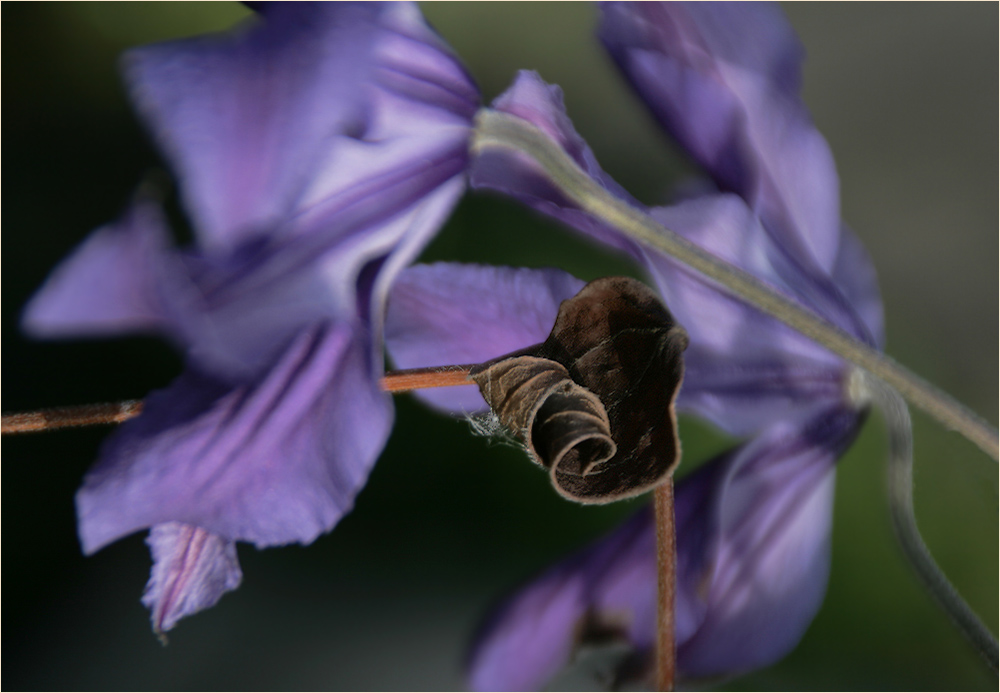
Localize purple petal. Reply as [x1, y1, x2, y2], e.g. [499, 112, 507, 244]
[91, 5, 476, 381]
[467, 508, 656, 691]
[21, 199, 174, 339]
[466, 408, 861, 689]
[832, 224, 885, 349]
[675, 408, 859, 676]
[644, 196, 828, 358]
[136, 3, 478, 378]
[642, 196, 879, 432]
[599, 2, 843, 272]
[164, 171, 469, 382]
[76, 321, 392, 553]
[124, 4, 383, 252]
[142, 522, 242, 633]
[642, 196, 848, 434]
[286, 2, 478, 277]
[385, 263, 585, 413]
[471, 71, 646, 258]
[126, 3, 476, 267]
[372, 3, 480, 120]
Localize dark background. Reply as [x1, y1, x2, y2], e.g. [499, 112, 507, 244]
[4, 3, 997, 690]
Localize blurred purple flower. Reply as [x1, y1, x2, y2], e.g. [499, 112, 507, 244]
[22, 2, 477, 632]
[385, 1, 883, 687]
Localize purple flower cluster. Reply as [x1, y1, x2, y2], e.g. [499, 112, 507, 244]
[24, 2, 478, 632]
[23, 1, 884, 686]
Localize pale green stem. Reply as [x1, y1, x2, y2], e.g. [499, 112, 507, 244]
[862, 371, 998, 670]
[472, 110, 998, 461]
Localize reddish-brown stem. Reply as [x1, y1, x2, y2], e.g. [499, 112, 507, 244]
[1, 400, 145, 435]
[379, 364, 474, 393]
[1, 365, 477, 435]
[653, 479, 677, 691]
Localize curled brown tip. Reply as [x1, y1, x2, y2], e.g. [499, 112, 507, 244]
[471, 276, 688, 503]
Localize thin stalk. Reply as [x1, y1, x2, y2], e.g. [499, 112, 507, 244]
[1, 366, 475, 435]
[864, 371, 998, 671]
[471, 110, 999, 462]
[1, 400, 144, 434]
[653, 480, 677, 691]
[380, 364, 474, 393]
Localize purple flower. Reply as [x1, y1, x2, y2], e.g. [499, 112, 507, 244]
[385, 2, 883, 686]
[22, 2, 477, 632]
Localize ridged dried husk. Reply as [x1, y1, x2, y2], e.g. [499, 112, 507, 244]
[470, 276, 688, 502]
[472, 356, 617, 478]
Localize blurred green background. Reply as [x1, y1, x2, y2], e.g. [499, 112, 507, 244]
[3, 3, 997, 690]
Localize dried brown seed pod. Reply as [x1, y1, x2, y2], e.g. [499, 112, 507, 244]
[471, 276, 688, 502]
[471, 355, 617, 481]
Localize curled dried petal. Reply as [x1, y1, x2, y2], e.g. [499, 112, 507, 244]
[472, 277, 688, 502]
[470, 356, 617, 494]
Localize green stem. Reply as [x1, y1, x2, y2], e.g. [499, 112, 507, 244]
[863, 372, 998, 670]
[472, 110, 998, 461]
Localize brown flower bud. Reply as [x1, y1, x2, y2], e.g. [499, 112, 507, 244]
[471, 276, 688, 502]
